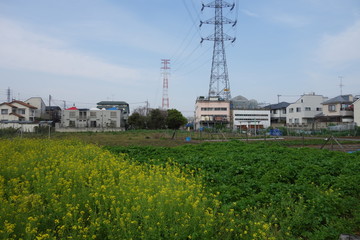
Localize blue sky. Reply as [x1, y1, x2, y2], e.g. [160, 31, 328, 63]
[1, 0, 360, 116]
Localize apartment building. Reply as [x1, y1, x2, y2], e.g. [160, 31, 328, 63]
[194, 96, 230, 129]
[61, 107, 122, 129]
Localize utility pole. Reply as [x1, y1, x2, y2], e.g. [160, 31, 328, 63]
[7, 87, 11, 102]
[146, 100, 149, 116]
[200, 0, 236, 100]
[339, 76, 344, 95]
[161, 59, 170, 110]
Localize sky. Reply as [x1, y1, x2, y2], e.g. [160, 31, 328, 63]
[1, 0, 360, 117]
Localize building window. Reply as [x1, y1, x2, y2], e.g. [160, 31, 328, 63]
[69, 121, 75, 127]
[110, 112, 117, 118]
[90, 121, 97, 127]
[273, 110, 277, 114]
[289, 108, 293, 113]
[1, 109, 8, 115]
[316, 107, 322, 111]
[296, 107, 301, 112]
[90, 112, 97, 117]
[282, 109, 286, 114]
[18, 108, 26, 114]
[305, 107, 311, 111]
[110, 120, 117, 127]
[69, 112, 76, 118]
[294, 118, 299, 123]
[341, 104, 351, 111]
[328, 105, 336, 112]
[289, 118, 292, 123]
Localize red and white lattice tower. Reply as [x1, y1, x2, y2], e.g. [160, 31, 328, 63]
[161, 59, 170, 109]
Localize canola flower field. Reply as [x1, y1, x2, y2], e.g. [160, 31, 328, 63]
[1, 138, 360, 239]
[0, 139, 239, 240]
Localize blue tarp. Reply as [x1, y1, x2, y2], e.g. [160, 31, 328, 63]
[270, 129, 282, 136]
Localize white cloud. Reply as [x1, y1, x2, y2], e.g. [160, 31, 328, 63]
[241, 9, 259, 18]
[271, 14, 309, 28]
[316, 20, 360, 67]
[0, 18, 140, 82]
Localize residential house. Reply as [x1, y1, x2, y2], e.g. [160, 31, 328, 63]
[0, 100, 37, 122]
[286, 93, 327, 127]
[194, 96, 230, 129]
[264, 102, 290, 125]
[316, 94, 355, 123]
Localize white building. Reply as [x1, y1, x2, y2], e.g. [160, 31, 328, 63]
[233, 109, 271, 131]
[25, 97, 46, 119]
[0, 100, 37, 122]
[60, 107, 122, 129]
[354, 98, 360, 126]
[286, 93, 327, 126]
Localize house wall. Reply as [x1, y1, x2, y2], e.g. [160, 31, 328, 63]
[270, 108, 287, 120]
[0, 105, 13, 121]
[26, 97, 46, 118]
[11, 102, 36, 121]
[321, 96, 354, 121]
[354, 99, 360, 126]
[286, 94, 327, 125]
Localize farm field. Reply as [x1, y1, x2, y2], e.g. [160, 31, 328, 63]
[107, 141, 360, 239]
[1, 135, 360, 239]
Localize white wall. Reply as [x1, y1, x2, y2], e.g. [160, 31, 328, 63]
[286, 94, 326, 125]
[61, 109, 122, 128]
[233, 109, 271, 129]
[354, 99, 360, 126]
[0, 123, 38, 132]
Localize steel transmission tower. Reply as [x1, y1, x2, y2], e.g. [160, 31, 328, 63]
[200, 0, 236, 100]
[161, 59, 170, 109]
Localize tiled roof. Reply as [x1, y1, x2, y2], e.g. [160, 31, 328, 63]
[264, 102, 290, 110]
[10, 112, 25, 118]
[0, 102, 17, 108]
[10, 100, 37, 109]
[322, 95, 353, 105]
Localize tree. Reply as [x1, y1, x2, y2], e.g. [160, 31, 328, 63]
[166, 109, 187, 130]
[148, 109, 167, 129]
[128, 112, 147, 129]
